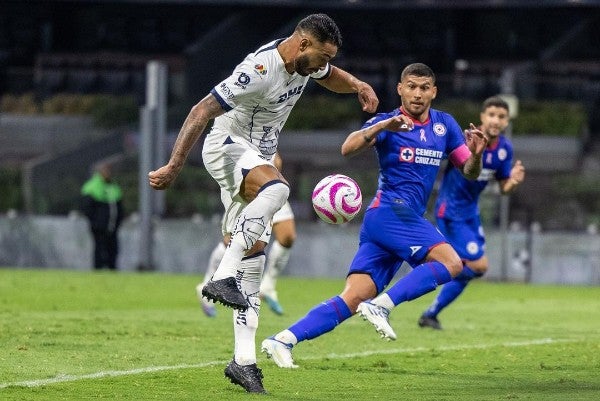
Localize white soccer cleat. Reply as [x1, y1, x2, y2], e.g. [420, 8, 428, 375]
[356, 301, 397, 341]
[261, 337, 298, 368]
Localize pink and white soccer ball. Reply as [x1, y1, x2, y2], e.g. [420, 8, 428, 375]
[311, 174, 362, 224]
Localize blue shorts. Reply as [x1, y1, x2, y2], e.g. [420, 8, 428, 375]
[436, 215, 485, 261]
[348, 201, 447, 293]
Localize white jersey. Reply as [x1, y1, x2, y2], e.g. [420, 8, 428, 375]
[202, 38, 330, 236]
[208, 38, 331, 158]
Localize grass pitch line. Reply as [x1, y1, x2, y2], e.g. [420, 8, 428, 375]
[317, 337, 577, 360]
[0, 337, 577, 389]
[0, 361, 229, 390]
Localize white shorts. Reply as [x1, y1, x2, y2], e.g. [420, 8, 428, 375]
[203, 131, 276, 241]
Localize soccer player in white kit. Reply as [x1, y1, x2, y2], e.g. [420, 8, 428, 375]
[149, 14, 378, 393]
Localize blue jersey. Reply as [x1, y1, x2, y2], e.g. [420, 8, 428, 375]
[436, 134, 513, 221]
[365, 107, 468, 216]
[348, 107, 472, 293]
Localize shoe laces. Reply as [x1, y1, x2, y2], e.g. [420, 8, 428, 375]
[243, 364, 264, 381]
[369, 303, 390, 319]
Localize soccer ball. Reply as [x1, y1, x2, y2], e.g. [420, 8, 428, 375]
[311, 174, 362, 224]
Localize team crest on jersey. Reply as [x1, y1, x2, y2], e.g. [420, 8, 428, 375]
[498, 148, 507, 161]
[433, 123, 447, 136]
[254, 64, 267, 75]
[399, 147, 415, 162]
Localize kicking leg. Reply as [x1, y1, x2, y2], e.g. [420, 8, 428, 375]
[358, 244, 460, 340]
[204, 176, 289, 310]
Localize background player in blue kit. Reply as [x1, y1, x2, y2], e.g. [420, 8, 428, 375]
[418, 96, 526, 330]
[149, 14, 378, 393]
[262, 63, 488, 369]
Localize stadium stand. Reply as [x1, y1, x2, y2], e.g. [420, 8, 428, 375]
[0, 0, 599, 228]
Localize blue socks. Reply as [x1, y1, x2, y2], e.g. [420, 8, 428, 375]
[424, 265, 483, 318]
[288, 296, 352, 342]
[386, 261, 452, 306]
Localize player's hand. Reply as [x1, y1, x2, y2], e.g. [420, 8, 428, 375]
[510, 160, 525, 184]
[148, 165, 179, 190]
[383, 115, 414, 132]
[357, 82, 379, 113]
[464, 123, 488, 155]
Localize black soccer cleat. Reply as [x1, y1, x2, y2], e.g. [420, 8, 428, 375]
[201, 277, 248, 311]
[224, 360, 267, 394]
[418, 314, 443, 330]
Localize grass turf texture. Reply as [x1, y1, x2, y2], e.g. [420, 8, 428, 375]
[0, 268, 598, 400]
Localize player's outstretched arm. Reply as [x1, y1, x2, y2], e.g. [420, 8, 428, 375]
[317, 66, 379, 113]
[341, 115, 413, 157]
[460, 123, 488, 180]
[149, 94, 225, 190]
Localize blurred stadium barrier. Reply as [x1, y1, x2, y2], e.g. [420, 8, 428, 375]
[1, 215, 598, 285]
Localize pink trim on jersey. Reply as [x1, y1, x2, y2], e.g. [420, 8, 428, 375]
[399, 107, 430, 126]
[428, 241, 447, 253]
[448, 144, 472, 168]
[436, 201, 447, 218]
[368, 190, 382, 209]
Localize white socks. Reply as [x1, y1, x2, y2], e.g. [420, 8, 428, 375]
[233, 254, 265, 365]
[259, 240, 291, 300]
[274, 329, 298, 346]
[371, 293, 395, 310]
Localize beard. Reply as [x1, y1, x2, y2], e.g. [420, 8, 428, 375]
[294, 55, 312, 76]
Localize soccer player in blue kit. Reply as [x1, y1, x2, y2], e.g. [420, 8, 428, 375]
[418, 96, 525, 330]
[262, 63, 488, 368]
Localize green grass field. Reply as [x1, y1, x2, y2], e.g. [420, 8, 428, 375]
[0, 268, 598, 400]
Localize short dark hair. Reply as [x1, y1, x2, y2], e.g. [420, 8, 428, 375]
[296, 13, 342, 48]
[482, 96, 509, 113]
[400, 63, 436, 83]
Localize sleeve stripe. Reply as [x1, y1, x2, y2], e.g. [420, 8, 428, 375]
[312, 63, 332, 80]
[210, 88, 233, 112]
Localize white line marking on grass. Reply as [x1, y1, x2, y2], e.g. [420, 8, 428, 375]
[315, 337, 576, 360]
[0, 337, 578, 389]
[0, 360, 229, 390]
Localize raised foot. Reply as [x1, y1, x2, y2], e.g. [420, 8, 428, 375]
[201, 277, 248, 311]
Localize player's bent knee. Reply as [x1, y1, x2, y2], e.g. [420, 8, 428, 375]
[246, 241, 267, 256]
[277, 235, 296, 248]
[259, 180, 290, 207]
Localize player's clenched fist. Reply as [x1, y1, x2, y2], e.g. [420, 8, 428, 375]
[148, 165, 178, 190]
